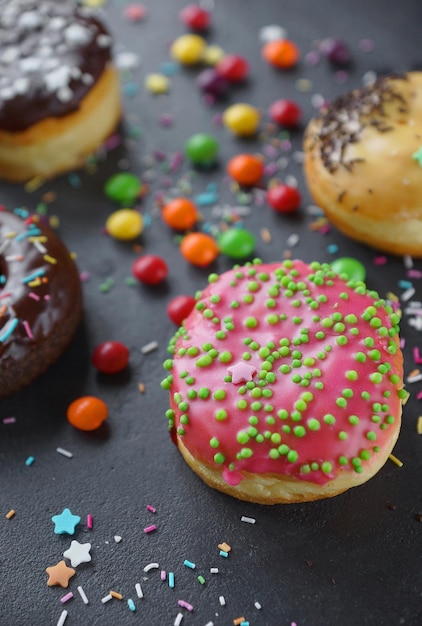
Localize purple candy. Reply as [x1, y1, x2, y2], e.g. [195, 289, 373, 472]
[319, 38, 351, 65]
[196, 68, 230, 98]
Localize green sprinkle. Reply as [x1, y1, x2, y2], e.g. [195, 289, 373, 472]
[214, 453, 225, 464]
[293, 425, 306, 438]
[307, 418, 320, 431]
[348, 415, 360, 425]
[237, 432, 249, 444]
[196, 355, 213, 368]
[323, 414, 336, 425]
[215, 409, 228, 421]
[346, 370, 358, 381]
[214, 390, 226, 400]
[245, 317, 258, 328]
[370, 372, 383, 384]
[199, 387, 210, 399]
[219, 351, 232, 363]
[287, 450, 298, 463]
[321, 462, 332, 474]
[210, 437, 219, 448]
[338, 431, 348, 440]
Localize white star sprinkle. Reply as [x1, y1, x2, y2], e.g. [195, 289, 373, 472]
[227, 361, 256, 384]
[63, 540, 92, 568]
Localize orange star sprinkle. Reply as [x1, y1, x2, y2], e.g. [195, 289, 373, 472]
[45, 560, 75, 588]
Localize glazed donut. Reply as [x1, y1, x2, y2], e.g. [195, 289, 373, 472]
[0, 0, 121, 182]
[303, 72, 422, 257]
[162, 259, 405, 504]
[0, 208, 82, 397]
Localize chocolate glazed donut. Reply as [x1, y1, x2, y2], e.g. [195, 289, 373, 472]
[0, 209, 82, 397]
[0, 0, 121, 181]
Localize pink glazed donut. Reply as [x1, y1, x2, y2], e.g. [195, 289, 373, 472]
[162, 259, 405, 504]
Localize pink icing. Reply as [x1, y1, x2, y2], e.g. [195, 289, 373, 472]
[166, 260, 404, 486]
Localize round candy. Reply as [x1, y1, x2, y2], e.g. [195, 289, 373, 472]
[185, 133, 219, 166]
[179, 4, 211, 31]
[319, 38, 351, 65]
[105, 209, 143, 240]
[180, 232, 219, 266]
[262, 39, 300, 69]
[145, 73, 169, 94]
[67, 396, 108, 431]
[170, 33, 206, 65]
[167, 295, 197, 325]
[215, 54, 250, 82]
[92, 341, 130, 374]
[266, 184, 301, 213]
[132, 254, 168, 285]
[162, 197, 199, 231]
[226, 153, 264, 186]
[269, 99, 302, 127]
[123, 3, 147, 22]
[196, 68, 230, 98]
[222, 103, 260, 136]
[202, 45, 225, 66]
[104, 173, 142, 205]
[218, 228, 256, 259]
[259, 24, 288, 43]
[331, 257, 366, 282]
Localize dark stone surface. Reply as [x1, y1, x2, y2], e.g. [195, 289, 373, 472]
[1, 1, 422, 625]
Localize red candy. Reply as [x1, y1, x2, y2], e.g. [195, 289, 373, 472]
[215, 54, 250, 82]
[167, 295, 196, 325]
[267, 184, 301, 213]
[269, 99, 302, 127]
[132, 254, 168, 284]
[179, 4, 210, 31]
[67, 396, 108, 431]
[92, 341, 130, 374]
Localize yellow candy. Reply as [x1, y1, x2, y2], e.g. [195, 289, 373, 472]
[202, 45, 225, 66]
[222, 103, 261, 136]
[170, 34, 206, 65]
[80, 0, 105, 6]
[106, 209, 143, 241]
[145, 73, 170, 94]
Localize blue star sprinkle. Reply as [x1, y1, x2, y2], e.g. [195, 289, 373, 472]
[51, 508, 81, 535]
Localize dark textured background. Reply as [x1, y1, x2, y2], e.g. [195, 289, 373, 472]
[1, 1, 422, 625]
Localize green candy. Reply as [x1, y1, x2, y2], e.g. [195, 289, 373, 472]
[331, 257, 366, 282]
[184, 133, 219, 166]
[104, 172, 142, 205]
[218, 228, 256, 259]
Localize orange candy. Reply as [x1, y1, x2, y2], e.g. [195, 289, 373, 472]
[180, 232, 219, 267]
[162, 197, 199, 231]
[66, 396, 108, 431]
[227, 154, 264, 186]
[262, 39, 300, 69]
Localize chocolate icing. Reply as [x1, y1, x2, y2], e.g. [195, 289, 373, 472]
[0, 209, 82, 396]
[0, 0, 112, 132]
[307, 73, 409, 173]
